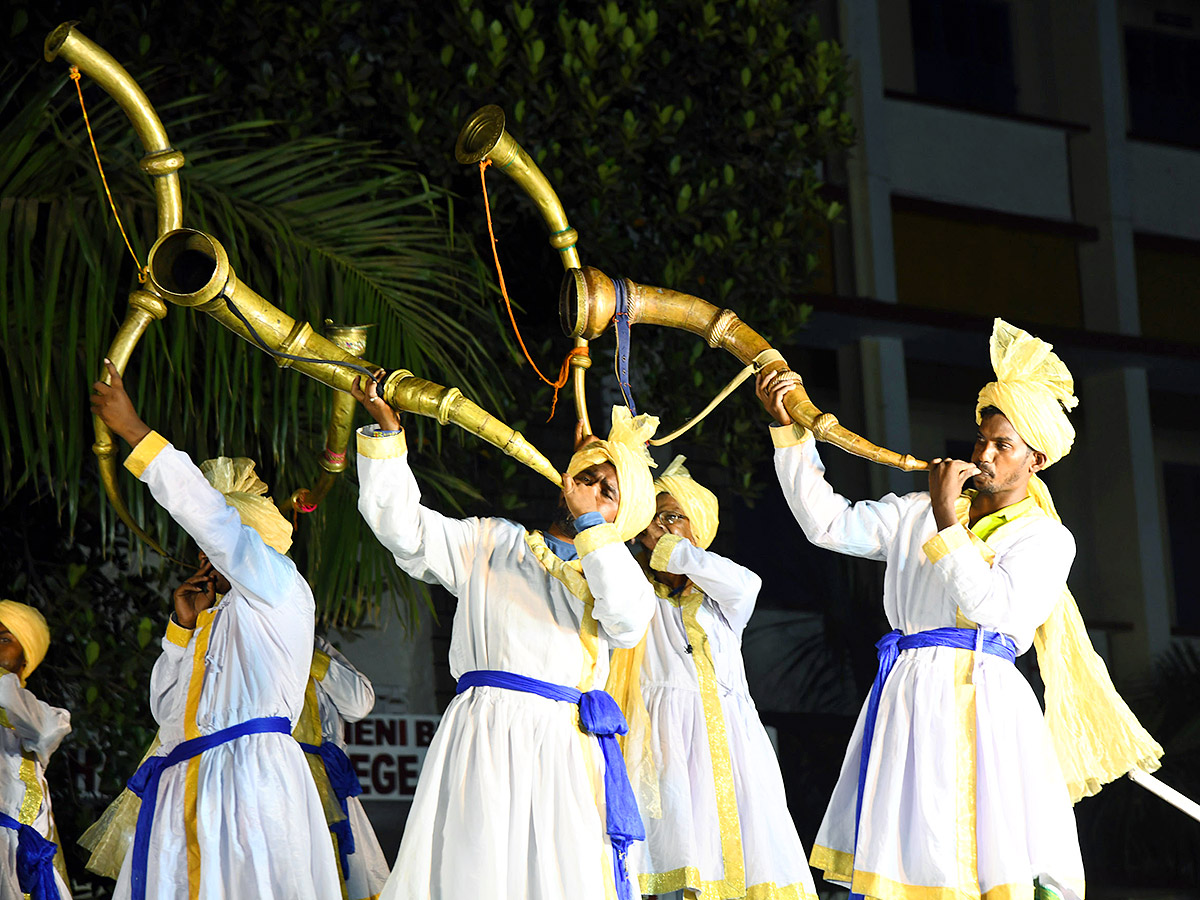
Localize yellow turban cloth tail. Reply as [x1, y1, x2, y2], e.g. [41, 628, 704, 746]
[977, 319, 1162, 801]
[199, 457, 293, 555]
[0, 600, 51, 685]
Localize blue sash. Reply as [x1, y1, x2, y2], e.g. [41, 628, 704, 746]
[456, 670, 645, 900]
[0, 811, 60, 900]
[300, 740, 363, 872]
[126, 716, 292, 900]
[851, 627, 1017, 900]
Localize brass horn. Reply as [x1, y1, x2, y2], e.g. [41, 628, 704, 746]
[561, 267, 929, 472]
[455, 105, 593, 435]
[46, 27, 564, 556]
[144, 229, 563, 488]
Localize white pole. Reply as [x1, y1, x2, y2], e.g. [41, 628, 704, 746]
[1128, 769, 1200, 823]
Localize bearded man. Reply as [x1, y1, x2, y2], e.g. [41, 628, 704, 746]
[757, 320, 1161, 900]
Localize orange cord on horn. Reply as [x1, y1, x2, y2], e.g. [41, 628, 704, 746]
[479, 159, 588, 421]
[70, 66, 149, 284]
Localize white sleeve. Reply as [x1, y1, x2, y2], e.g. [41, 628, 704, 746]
[128, 435, 312, 616]
[653, 535, 761, 637]
[0, 673, 71, 766]
[576, 524, 657, 649]
[773, 427, 903, 561]
[924, 519, 1075, 636]
[316, 639, 376, 723]
[355, 426, 482, 594]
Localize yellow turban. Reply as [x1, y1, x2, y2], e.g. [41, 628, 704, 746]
[969, 320, 1162, 799]
[567, 407, 660, 543]
[975, 318, 1078, 468]
[0, 600, 51, 684]
[653, 456, 719, 550]
[199, 457, 293, 555]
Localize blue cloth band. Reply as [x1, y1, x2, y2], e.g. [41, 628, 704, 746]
[849, 627, 1017, 900]
[300, 740, 363, 870]
[0, 812, 61, 900]
[456, 670, 645, 900]
[126, 716, 292, 900]
[612, 275, 637, 414]
[573, 511, 607, 532]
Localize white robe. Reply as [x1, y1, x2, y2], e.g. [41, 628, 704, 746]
[0, 672, 72, 900]
[629, 537, 819, 900]
[356, 426, 657, 900]
[775, 430, 1085, 900]
[112, 436, 341, 900]
[312, 637, 390, 900]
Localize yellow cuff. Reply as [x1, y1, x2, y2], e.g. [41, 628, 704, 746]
[650, 533, 685, 572]
[310, 649, 331, 682]
[356, 427, 408, 460]
[124, 431, 170, 478]
[769, 423, 813, 449]
[575, 522, 623, 557]
[165, 618, 193, 648]
[923, 524, 972, 563]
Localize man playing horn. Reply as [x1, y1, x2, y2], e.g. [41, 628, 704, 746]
[609, 457, 819, 900]
[1, 600, 72, 900]
[756, 319, 1161, 899]
[351, 374, 658, 900]
[89, 361, 341, 900]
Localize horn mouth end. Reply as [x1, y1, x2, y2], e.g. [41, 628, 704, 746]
[147, 229, 229, 308]
[455, 105, 506, 164]
[44, 21, 80, 62]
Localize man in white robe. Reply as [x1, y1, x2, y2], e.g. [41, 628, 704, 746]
[756, 320, 1160, 899]
[351, 374, 658, 900]
[1, 600, 72, 900]
[90, 360, 341, 900]
[610, 458, 819, 900]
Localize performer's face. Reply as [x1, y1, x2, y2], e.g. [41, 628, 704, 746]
[0, 626, 26, 677]
[638, 492, 695, 551]
[572, 461, 621, 524]
[971, 413, 1044, 495]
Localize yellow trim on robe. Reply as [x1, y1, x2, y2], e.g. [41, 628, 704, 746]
[678, 593, 746, 898]
[1, 707, 49, 829]
[649, 532, 684, 573]
[955, 648, 979, 896]
[355, 428, 407, 460]
[643, 867, 818, 900]
[575, 522, 623, 557]
[811, 844, 1060, 900]
[124, 430, 170, 477]
[769, 423, 813, 449]
[311, 649, 332, 682]
[183, 605, 217, 900]
[923, 524, 972, 563]
[165, 617, 193, 648]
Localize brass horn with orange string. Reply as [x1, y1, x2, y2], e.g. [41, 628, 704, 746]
[45, 26, 563, 556]
[455, 105, 928, 472]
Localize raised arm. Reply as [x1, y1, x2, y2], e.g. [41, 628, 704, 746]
[575, 524, 657, 648]
[649, 535, 761, 637]
[90, 361, 308, 612]
[314, 637, 376, 723]
[0, 673, 71, 766]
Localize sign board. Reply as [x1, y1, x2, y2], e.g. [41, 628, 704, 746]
[342, 715, 441, 801]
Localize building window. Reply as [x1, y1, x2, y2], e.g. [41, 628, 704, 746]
[910, 0, 1017, 113]
[1162, 462, 1200, 633]
[1125, 27, 1200, 146]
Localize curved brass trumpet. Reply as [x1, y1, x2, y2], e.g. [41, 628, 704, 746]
[46, 25, 564, 554]
[561, 267, 928, 471]
[455, 105, 593, 435]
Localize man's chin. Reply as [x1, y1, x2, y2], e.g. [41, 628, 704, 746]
[970, 475, 997, 494]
